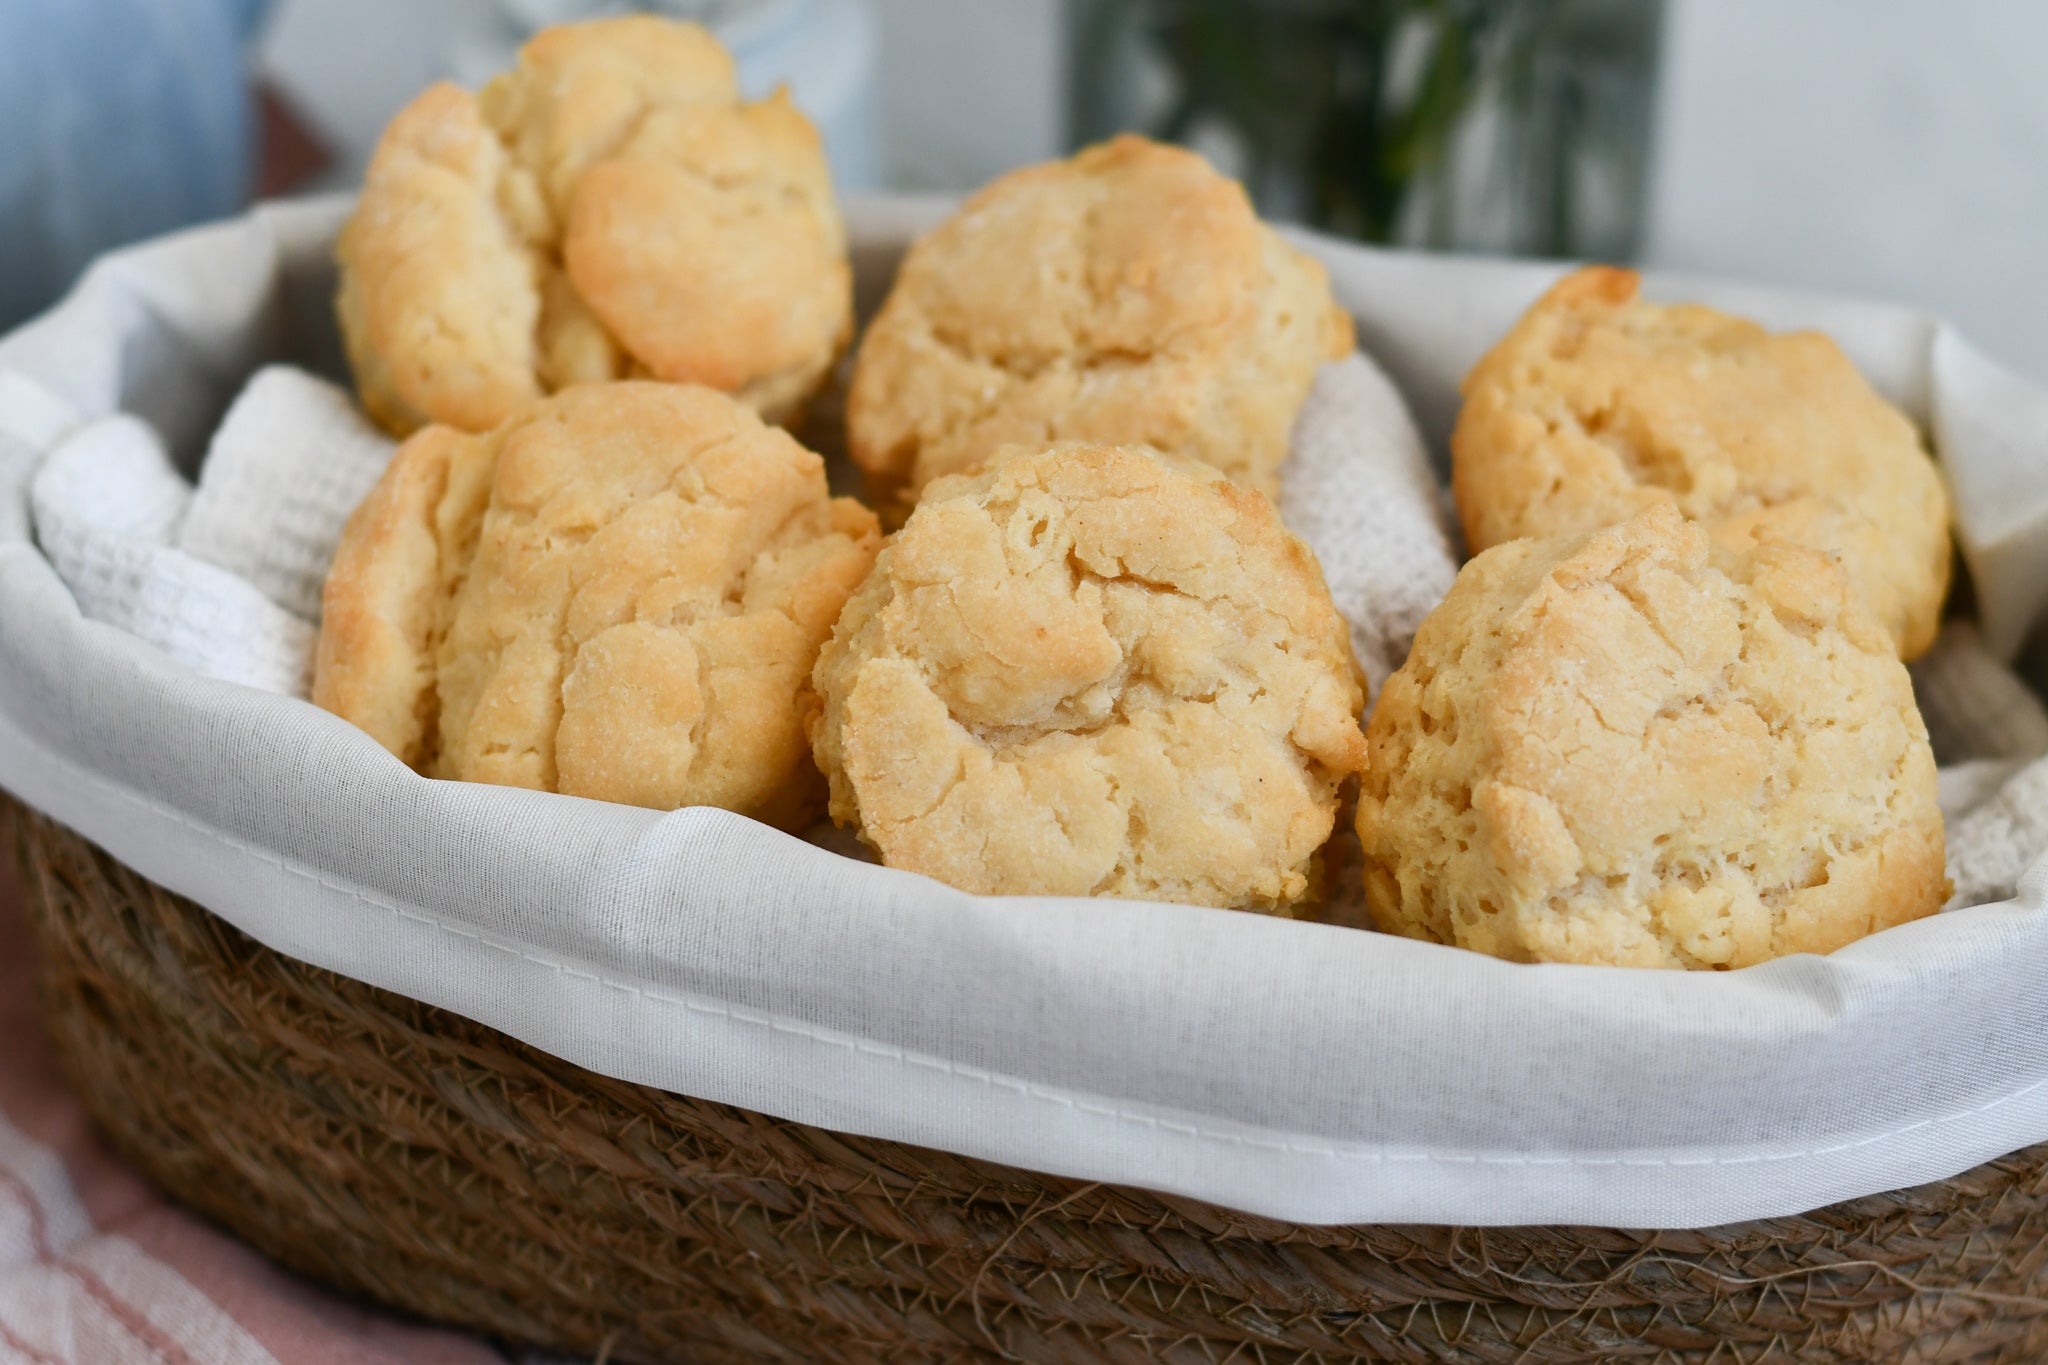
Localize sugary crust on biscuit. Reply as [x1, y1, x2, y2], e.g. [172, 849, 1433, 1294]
[314, 381, 880, 828]
[810, 442, 1367, 911]
[313, 425, 493, 764]
[336, 84, 546, 436]
[562, 89, 849, 417]
[1356, 503, 1949, 969]
[477, 13, 740, 214]
[846, 136, 1353, 512]
[336, 16, 850, 438]
[1452, 265, 1951, 658]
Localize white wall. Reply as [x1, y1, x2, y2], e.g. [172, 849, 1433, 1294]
[871, 0, 1066, 188]
[1648, 0, 2048, 381]
[259, 0, 492, 165]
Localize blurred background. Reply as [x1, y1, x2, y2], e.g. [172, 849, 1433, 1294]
[3, 0, 2044, 381]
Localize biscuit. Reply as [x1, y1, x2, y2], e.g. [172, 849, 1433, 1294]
[1356, 504, 1948, 969]
[846, 136, 1353, 513]
[315, 381, 880, 828]
[336, 15, 850, 437]
[810, 442, 1368, 911]
[1452, 266, 1950, 658]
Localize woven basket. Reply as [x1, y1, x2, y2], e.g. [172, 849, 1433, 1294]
[10, 793, 2048, 1364]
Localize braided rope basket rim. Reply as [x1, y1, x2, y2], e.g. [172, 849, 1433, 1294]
[10, 792, 2048, 1364]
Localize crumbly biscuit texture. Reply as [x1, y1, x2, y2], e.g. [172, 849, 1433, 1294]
[1356, 504, 1948, 969]
[810, 442, 1368, 912]
[315, 381, 880, 828]
[847, 136, 1354, 511]
[1452, 266, 1950, 658]
[336, 15, 850, 437]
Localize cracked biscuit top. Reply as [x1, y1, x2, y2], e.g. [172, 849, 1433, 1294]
[1357, 503, 1947, 969]
[335, 15, 850, 438]
[314, 381, 880, 829]
[809, 442, 1368, 912]
[846, 136, 1354, 513]
[1451, 266, 1951, 658]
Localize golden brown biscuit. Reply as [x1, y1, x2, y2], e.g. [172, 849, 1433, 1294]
[1357, 504, 1948, 969]
[336, 15, 850, 438]
[315, 381, 880, 828]
[1452, 266, 1951, 658]
[810, 442, 1367, 911]
[846, 135, 1353, 513]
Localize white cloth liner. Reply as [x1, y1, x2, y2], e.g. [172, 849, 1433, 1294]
[4, 196, 2048, 1229]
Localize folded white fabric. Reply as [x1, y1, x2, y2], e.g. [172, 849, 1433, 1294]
[178, 365, 395, 622]
[1911, 622, 2048, 767]
[0, 372, 79, 544]
[30, 414, 316, 696]
[25, 364, 394, 698]
[1908, 624, 2048, 906]
[8, 197, 2048, 1232]
[1281, 354, 1458, 692]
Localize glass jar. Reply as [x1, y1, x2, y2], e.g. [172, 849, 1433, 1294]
[1069, 0, 1666, 260]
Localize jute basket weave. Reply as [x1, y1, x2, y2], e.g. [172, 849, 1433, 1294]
[10, 794, 2048, 1364]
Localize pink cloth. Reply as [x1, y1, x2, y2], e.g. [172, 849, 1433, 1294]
[0, 848, 512, 1365]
